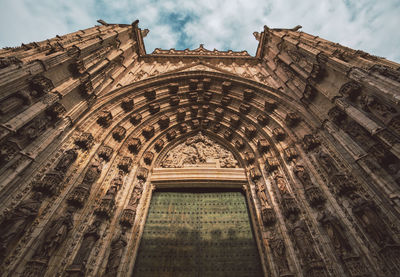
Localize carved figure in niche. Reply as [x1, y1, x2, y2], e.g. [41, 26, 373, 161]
[360, 95, 397, 121]
[83, 157, 103, 184]
[104, 230, 127, 276]
[0, 192, 42, 260]
[129, 179, 144, 206]
[16, 114, 50, 147]
[33, 208, 74, 260]
[351, 193, 396, 247]
[255, 181, 268, 204]
[66, 220, 101, 274]
[55, 148, 78, 172]
[160, 132, 238, 168]
[269, 232, 291, 275]
[318, 151, 338, 176]
[275, 175, 289, 194]
[291, 220, 319, 263]
[318, 210, 352, 256]
[294, 164, 313, 188]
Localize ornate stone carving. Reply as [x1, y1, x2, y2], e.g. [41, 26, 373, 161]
[328, 107, 346, 125]
[244, 151, 255, 165]
[130, 113, 142, 125]
[74, 132, 94, 150]
[97, 145, 113, 162]
[158, 115, 170, 129]
[290, 220, 327, 277]
[350, 193, 397, 247]
[104, 230, 127, 276]
[261, 206, 276, 226]
[55, 148, 78, 172]
[230, 115, 241, 128]
[265, 99, 277, 112]
[284, 147, 298, 161]
[160, 133, 238, 168]
[177, 108, 186, 121]
[137, 167, 148, 181]
[32, 208, 74, 261]
[142, 125, 155, 139]
[245, 125, 257, 139]
[30, 75, 54, 96]
[32, 171, 64, 196]
[269, 232, 293, 276]
[257, 114, 269, 126]
[0, 193, 42, 262]
[249, 166, 262, 180]
[339, 81, 361, 100]
[318, 210, 352, 256]
[143, 151, 154, 165]
[243, 88, 255, 101]
[370, 64, 400, 82]
[0, 56, 22, 68]
[166, 129, 177, 141]
[97, 111, 113, 127]
[112, 126, 126, 142]
[330, 174, 357, 196]
[360, 95, 397, 122]
[273, 127, 286, 141]
[303, 134, 320, 151]
[265, 157, 279, 172]
[258, 139, 270, 153]
[127, 137, 141, 154]
[148, 103, 160, 114]
[118, 156, 132, 173]
[155, 139, 165, 152]
[285, 112, 300, 127]
[46, 102, 66, 121]
[121, 98, 134, 112]
[318, 151, 338, 176]
[294, 164, 325, 207]
[66, 220, 101, 276]
[168, 83, 179, 94]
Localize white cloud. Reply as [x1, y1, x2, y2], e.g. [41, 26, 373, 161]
[0, 0, 399, 62]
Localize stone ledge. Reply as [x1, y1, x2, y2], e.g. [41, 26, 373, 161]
[151, 167, 247, 188]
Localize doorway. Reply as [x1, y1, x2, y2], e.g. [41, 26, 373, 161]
[132, 188, 263, 277]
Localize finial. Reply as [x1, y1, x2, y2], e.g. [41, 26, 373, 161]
[131, 20, 139, 28]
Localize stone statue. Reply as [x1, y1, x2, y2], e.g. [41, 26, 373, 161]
[318, 210, 352, 256]
[33, 208, 74, 260]
[269, 232, 291, 275]
[55, 148, 78, 172]
[351, 194, 396, 247]
[104, 230, 127, 276]
[66, 220, 101, 274]
[318, 152, 338, 176]
[83, 157, 103, 184]
[294, 164, 312, 188]
[0, 193, 42, 261]
[255, 181, 268, 204]
[275, 175, 290, 194]
[291, 220, 319, 262]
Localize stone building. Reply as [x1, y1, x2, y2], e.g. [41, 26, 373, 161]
[0, 19, 400, 277]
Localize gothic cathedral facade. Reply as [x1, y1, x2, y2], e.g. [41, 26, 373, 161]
[0, 20, 400, 277]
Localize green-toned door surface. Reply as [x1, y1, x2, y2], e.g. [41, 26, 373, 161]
[132, 189, 264, 277]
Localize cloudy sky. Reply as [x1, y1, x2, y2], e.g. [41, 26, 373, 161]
[1, 0, 399, 62]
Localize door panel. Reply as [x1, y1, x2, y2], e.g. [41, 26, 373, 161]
[132, 189, 263, 277]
